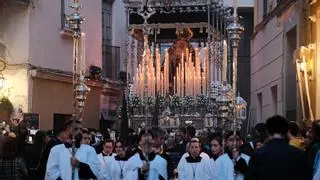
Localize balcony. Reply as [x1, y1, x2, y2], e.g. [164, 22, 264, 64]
[102, 45, 120, 81]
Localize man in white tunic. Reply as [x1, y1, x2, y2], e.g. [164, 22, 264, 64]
[46, 125, 101, 180]
[177, 138, 211, 180]
[98, 139, 117, 168]
[125, 132, 167, 180]
[180, 139, 210, 160]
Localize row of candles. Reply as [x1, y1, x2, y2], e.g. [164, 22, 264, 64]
[174, 48, 205, 96]
[131, 40, 228, 98]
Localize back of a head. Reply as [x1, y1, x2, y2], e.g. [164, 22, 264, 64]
[186, 126, 196, 138]
[266, 115, 288, 136]
[35, 131, 46, 145]
[288, 121, 300, 137]
[55, 120, 74, 136]
[255, 123, 266, 134]
[0, 137, 18, 160]
[312, 120, 320, 141]
[178, 127, 186, 135]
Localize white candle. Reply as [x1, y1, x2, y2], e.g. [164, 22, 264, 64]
[193, 67, 195, 96]
[156, 48, 160, 93]
[222, 40, 227, 82]
[174, 76, 176, 94]
[180, 63, 183, 96]
[136, 76, 139, 94]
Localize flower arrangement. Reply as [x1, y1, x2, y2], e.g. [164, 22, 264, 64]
[129, 95, 142, 108]
[171, 95, 182, 108]
[196, 95, 207, 107]
[183, 96, 194, 108]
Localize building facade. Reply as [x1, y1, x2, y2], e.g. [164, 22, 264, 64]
[250, 0, 307, 126]
[0, 0, 123, 130]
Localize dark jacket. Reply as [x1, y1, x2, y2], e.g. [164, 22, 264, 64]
[38, 137, 62, 179]
[245, 138, 312, 180]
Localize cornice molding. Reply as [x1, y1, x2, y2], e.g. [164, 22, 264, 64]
[252, 0, 297, 38]
[29, 66, 122, 91]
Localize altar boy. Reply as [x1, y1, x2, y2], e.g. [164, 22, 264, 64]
[45, 124, 101, 180]
[125, 131, 168, 180]
[177, 138, 211, 180]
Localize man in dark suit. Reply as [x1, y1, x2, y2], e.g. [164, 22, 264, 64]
[245, 115, 312, 180]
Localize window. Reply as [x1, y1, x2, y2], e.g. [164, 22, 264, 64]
[102, 0, 112, 45]
[101, 0, 120, 80]
[61, 0, 73, 30]
[271, 85, 278, 115]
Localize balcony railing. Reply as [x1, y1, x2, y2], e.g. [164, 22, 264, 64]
[102, 45, 120, 80]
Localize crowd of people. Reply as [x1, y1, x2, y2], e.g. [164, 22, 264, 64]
[0, 115, 319, 179]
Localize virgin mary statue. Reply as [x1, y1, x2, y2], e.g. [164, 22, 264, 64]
[168, 28, 195, 94]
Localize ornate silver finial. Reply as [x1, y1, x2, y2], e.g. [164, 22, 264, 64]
[226, 0, 243, 48]
[66, 2, 84, 38]
[76, 78, 90, 112]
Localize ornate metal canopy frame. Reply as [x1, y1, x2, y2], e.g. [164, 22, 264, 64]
[124, 0, 230, 13]
[125, 0, 233, 36]
[123, 0, 247, 135]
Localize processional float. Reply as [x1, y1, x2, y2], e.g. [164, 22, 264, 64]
[123, 0, 247, 138]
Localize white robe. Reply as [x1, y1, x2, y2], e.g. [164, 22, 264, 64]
[125, 152, 168, 180]
[177, 155, 211, 180]
[314, 157, 320, 180]
[235, 154, 250, 180]
[104, 156, 128, 180]
[209, 154, 234, 180]
[181, 152, 210, 160]
[213, 153, 250, 180]
[45, 144, 101, 180]
[98, 152, 117, 167]
[98, 152, 117, 179]
[314, 168, 320, 180]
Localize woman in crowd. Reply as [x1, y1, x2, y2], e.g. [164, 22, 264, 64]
[0, 136, 28, 180]
[105, 140, 128, 180]
[210, 134, 223, 160]
[208, 134, 225, 180]
[209, 135, 233, 180]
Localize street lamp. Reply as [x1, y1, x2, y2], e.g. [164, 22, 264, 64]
[235, 93, 247, 130]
